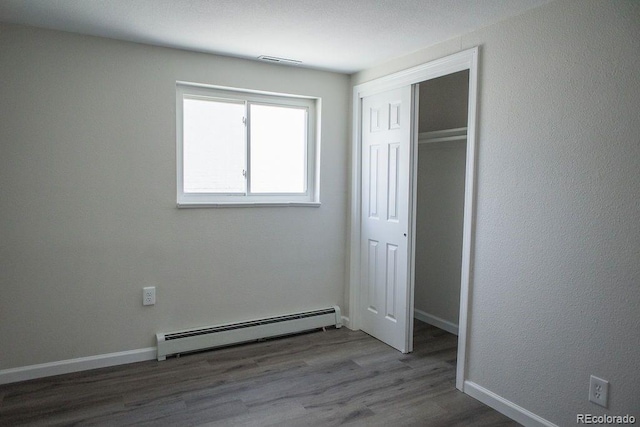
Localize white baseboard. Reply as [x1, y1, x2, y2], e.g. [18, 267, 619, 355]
[464, 381, 558, 427]
[340, 315, 350, 329]
[0, 347, 157, 385]
[414, 308, 458, 335]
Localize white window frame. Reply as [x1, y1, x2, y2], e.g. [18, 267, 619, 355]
[176, 82, 321, 207]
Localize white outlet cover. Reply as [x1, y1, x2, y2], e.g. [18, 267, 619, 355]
[589, 375, 608, 408]
[143, 286, 156, 306]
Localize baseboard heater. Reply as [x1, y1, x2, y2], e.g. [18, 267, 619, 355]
[156, 306, 342, 361]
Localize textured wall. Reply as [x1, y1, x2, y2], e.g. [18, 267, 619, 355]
[354, 0, 640, 424]
[0, 24, 350, 369]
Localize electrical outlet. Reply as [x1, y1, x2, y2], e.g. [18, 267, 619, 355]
[589, 375, 608, 407]
[143, 287, 156, 306]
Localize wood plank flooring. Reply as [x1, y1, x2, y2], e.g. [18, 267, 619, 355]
[0, 321, 520, 426]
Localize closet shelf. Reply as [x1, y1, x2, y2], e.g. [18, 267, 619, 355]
[418, 127, 467, 144]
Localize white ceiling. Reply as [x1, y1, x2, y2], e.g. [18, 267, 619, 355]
[0, 0, 552, 73]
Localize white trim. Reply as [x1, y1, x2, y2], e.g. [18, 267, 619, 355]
[347, 85, 363, 332]
[414, 309, 458, 335]
[175, 80, 313, 99]
[456, 47, 479, 392]
[177, 202, 321, 208]
[355, 49, 476, 98]
[348, 47, 479, 393]
[464, 381, 559, 427]
[0, 347, 157, 385]
[406, 85, 420, 354]
[340, 315, 350, 329]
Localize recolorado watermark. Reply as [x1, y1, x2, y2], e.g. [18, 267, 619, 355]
[577, 414, 636, 424]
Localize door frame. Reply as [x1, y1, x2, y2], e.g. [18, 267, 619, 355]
[348, 47, 479, 391]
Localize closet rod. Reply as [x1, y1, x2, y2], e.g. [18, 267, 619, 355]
[418, 127, 467, 144]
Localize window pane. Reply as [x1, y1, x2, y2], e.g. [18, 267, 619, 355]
[250, 104, 306, 193]
[183, 98, 245, 193]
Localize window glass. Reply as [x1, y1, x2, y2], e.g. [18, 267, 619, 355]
[183, 97, 245, 193]
[249, 104, 306, 194]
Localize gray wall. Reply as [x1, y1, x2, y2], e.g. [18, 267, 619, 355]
[354, 0, 640, 423]
[418, 71, 469, 133]
[414, 74, 469, 326]
[0, 24, 350, 369]
[414, 141, 466, 326]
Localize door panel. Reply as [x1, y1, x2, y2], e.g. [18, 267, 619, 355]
[360, 86, 412, 352]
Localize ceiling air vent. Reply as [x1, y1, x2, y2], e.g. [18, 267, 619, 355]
[258, 55, 302, 66]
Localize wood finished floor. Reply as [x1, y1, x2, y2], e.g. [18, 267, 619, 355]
[0, 321, 520, 426]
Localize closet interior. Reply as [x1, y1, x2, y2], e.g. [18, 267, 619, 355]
[414, 70, 469, 336]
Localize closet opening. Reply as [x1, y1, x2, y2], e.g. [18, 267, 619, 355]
[350, 47, 479, 390]
[411, 70, 470, 364]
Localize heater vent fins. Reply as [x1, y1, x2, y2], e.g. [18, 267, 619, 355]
[156, 306, 341, 361]
[164, 308, 335, 340]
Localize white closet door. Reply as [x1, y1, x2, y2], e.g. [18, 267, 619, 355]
[360, 86, 412, 352]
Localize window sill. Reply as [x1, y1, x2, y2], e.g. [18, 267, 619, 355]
[177, 201, 321, 208]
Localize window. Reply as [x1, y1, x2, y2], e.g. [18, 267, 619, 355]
[177, 83, 320, 206]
